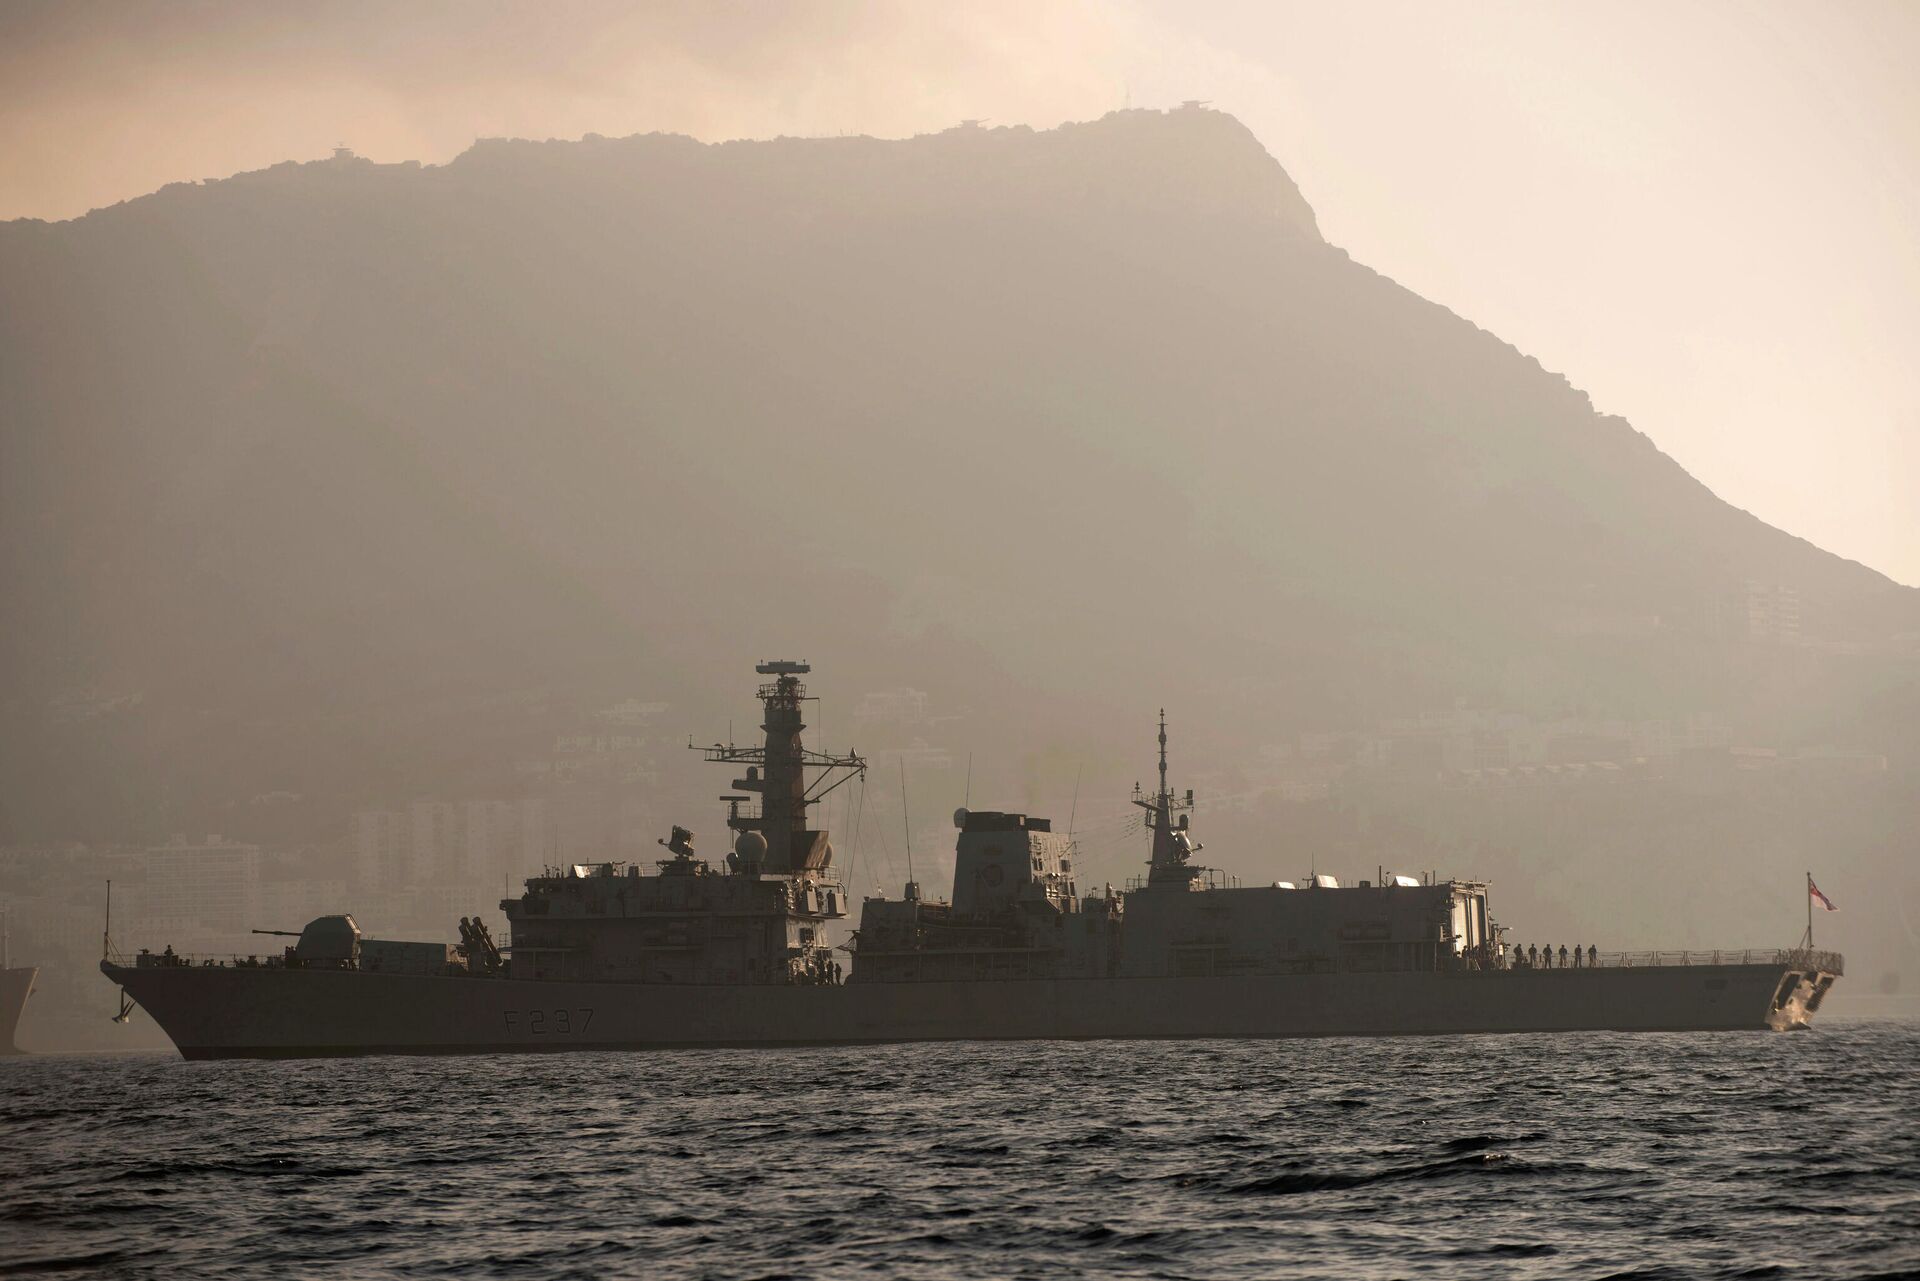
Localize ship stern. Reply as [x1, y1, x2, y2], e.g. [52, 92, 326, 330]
[1765, 950, 1844, 1030]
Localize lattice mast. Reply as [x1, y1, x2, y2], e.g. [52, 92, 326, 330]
[698, 661, 866, 876]
[1132, 709, 1202, 888]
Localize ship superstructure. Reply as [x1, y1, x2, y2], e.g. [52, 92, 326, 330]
[502, 662, 859, 986]
[100, 662, 1843, 1058]
[1136, 708, 1204, 890]
[846, 710, 1500, 984]
[851, 808, 1089, 982]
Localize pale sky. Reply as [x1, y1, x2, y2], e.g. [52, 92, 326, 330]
[3, 0, 1914, 584]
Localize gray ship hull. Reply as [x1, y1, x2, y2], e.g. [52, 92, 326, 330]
[104, 958, 1837, 1060]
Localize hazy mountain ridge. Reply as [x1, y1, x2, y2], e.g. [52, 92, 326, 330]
[1, 107, 1914, 841]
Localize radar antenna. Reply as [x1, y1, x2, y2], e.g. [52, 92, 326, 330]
[695, 661, 866, 877]
[1132, 709, 1203, 889]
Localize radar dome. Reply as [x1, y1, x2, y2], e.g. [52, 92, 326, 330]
[734, 831, 768, 862]
[953, 807, 969, 829]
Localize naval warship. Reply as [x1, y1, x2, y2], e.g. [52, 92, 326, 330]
[102, 662, 1843, 1059]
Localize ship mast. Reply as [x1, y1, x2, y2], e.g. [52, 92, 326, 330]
[1132, 709, 1202, 889]
[698, 661, 866, 877]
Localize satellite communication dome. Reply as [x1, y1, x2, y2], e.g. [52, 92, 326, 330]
[953, 807, 969, 829]
[734, 831, 768, 861]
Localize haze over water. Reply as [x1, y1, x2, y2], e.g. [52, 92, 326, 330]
[5, 1027, 1916, 1279]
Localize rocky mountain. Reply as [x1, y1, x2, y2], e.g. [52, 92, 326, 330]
[2, 107, 1915, 842]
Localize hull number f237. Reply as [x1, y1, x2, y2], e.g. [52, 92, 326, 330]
[503, 1008, 595, 1036]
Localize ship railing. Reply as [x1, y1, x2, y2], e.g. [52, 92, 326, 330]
[1531, 948, 1844, 973]
[1123, 868, 1241, 891]
[122, 950, 291, 970]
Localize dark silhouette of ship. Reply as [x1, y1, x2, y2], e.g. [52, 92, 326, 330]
[102, 663, 1843, 1058]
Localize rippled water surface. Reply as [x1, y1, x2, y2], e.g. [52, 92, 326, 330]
[4, 1025, 1917, 1279]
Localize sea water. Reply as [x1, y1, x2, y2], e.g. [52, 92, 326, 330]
[3, 1023, 1916, 1279]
